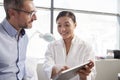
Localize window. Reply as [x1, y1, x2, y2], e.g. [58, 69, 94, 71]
[26, 10, 51, 58]
[0, 0, 2, 3]
[0, 6, 5, 21]
[53, 10, 119, 57]
[54, 0, 117, 13]
[53, 0, 120, 57]
[0, 0, 119, 58]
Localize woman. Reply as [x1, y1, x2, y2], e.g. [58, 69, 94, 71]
[43, 11, 96, 80]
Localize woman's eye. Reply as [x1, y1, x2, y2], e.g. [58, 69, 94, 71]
[65, 24, 70, 27]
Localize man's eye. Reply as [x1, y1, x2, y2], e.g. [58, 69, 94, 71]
[58, 25, 61, 27]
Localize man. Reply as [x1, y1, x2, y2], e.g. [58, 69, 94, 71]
[0, 0, 37, 80]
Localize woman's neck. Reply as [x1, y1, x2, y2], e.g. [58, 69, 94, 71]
[64, 35, 74, 55]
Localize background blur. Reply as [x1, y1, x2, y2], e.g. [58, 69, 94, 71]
[0, 0, 120, 59]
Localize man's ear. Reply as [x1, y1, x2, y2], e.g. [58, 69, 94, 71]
[8, 9, 16, 18]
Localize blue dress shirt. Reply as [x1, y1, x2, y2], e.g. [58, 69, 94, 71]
[0, 19, 28, 80]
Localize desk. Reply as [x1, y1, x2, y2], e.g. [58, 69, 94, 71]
[95, 59, 120, 80]
[26, 58, 120, 80]
[118, 73, 120, 80]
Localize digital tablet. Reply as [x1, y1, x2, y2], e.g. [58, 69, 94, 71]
[53, 61, 90, 80]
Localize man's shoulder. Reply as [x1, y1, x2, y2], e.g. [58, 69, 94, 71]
[0, 23, 5, 33]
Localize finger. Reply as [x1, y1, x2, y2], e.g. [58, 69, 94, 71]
[64, 66, 70, 69]
[79, 65, 91, 74]
[87, 61, 94, 68]
[60, 66, 69, 71]
[78, 70, 90, 76]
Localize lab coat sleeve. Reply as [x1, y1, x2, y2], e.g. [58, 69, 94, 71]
[23, 59, 38, 80]
[43, 43, 55, 80]
[84, 42, 96, 80]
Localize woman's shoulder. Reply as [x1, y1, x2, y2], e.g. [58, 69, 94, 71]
[74, 35, 92, 47]
[74, 35, 86, 44]
[48, 38, 63, 46]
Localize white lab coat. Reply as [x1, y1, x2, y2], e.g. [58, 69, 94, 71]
[43, 35, 96, 80]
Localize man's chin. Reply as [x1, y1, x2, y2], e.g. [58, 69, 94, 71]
[27, 25, 32, 29]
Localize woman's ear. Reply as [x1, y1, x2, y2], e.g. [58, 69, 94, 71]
[74, 22, 77, 28]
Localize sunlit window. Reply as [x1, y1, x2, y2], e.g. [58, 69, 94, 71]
[53, 11, 119, 57]
[26, 10, 51, 58]
[0, 6, 5, 21]
[33, 0, 50, 7]
[0, 0, 119, 59]
[54, 0, 117, 13]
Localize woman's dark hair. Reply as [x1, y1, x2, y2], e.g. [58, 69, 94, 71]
[56, 11, 76, 23]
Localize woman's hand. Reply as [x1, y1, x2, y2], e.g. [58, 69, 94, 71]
[77, 61, 94, 80]
[51, 65, 70, 78]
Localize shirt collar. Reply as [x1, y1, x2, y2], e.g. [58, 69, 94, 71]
[61, 35, 76, 45]
[1, 18, 25, 37]
[71, 35, 76, 43]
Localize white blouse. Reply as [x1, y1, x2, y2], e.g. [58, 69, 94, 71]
[43, 35, 96, 80]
